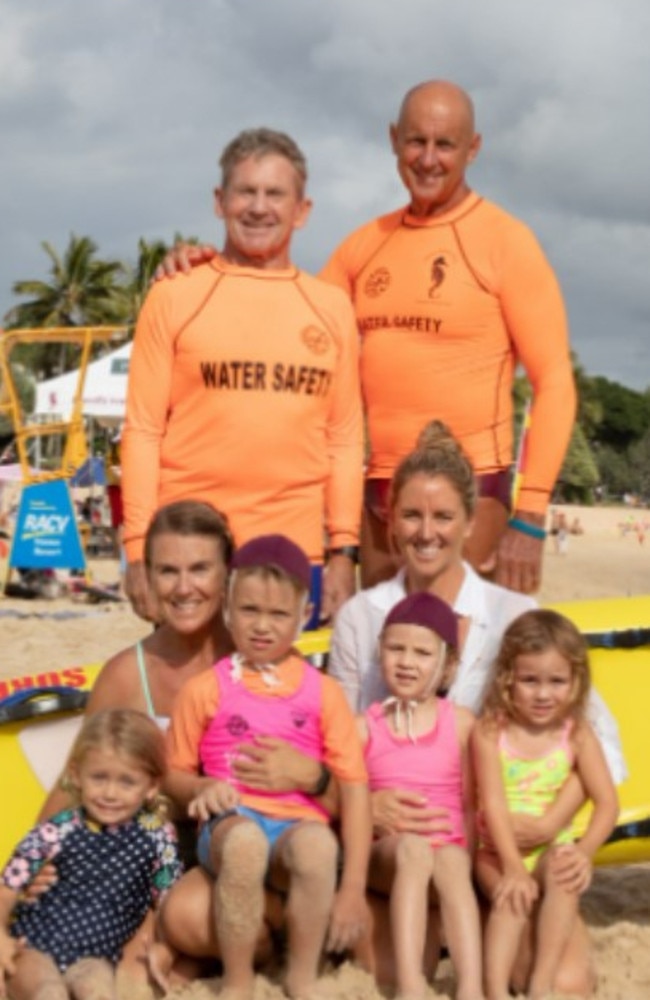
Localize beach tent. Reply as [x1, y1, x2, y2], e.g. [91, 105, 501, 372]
[34, 342, 131, 423]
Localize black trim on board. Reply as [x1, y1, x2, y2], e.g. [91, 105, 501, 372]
[584, 628, 650, 650]
[605, 817, 650, 845]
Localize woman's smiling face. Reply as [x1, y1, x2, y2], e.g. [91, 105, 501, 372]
[391, 472, 473, 588]
[147, 532, 227, 634]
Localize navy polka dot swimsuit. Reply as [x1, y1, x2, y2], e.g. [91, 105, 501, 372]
[2, 808, 181, 971]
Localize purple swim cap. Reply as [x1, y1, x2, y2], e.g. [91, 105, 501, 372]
[383, 592, 458, 647]
[231, 534, 311, 590]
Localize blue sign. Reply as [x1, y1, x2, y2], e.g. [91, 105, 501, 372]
[9, 481, 86, 570]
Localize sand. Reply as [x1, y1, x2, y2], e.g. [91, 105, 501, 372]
[1, 502, 649, 998]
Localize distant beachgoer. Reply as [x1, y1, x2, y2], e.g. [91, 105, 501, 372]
[554, 513, 569, 556]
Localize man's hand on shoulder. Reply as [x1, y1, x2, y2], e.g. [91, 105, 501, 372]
[154, 242, 217, 281]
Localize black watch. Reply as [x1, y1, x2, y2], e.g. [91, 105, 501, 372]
[327, 545, 360, 564]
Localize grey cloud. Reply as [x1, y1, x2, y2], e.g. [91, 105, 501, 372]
[1, 0, 648, 388]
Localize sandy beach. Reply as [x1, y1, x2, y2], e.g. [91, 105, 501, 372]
[1, 502, 649, 998]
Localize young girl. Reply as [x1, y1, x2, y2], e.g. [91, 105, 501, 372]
[473, 610, 619, 1000]
[0, 709, 181, 1000]
[164, 533, 370, 1000]
[360, 591, 485, 1000]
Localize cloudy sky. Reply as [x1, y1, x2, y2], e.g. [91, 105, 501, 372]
[2, 0, 648, 389]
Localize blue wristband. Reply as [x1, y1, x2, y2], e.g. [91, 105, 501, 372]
[508, 517, 547, 541]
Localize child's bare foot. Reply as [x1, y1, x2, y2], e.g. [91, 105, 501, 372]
[394, 974, 432, 1000]
[147, 938, 176, 995]
[284, 981, 333, 1000]
[217, 985, 255, 1000]
[64, 957, 116, 1000]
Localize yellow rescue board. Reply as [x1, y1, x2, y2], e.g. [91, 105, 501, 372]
[1, 597, 649, 867]
[546, 596, 650, 865]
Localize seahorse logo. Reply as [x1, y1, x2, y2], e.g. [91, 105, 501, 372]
[428, 255, 448, 298]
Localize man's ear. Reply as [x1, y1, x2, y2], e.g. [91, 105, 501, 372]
[467, 132, 482, 165]
[389, 122, 399, 155]
[293, 198, 313, 232]
[214, 186, 225, 219]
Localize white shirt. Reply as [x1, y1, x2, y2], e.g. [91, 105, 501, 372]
[329, 563, 626, 782]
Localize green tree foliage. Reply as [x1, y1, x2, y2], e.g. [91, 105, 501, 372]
[594, 444, 636, 500]
[556, 423, 600, 503]
[590, 376, 650, 449]
[116, 234, 199, 328]
[572, 354, 603, 441]
[121, 238, 169, 324]
[0, 364, 35, 437]
[629, 428, 650, 501]
[6, 234, 125, 330]
[4, 235, 127, 379]
[3, 234, 198, 377]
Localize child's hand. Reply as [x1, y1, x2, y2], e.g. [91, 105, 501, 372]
[0, 932, 24, 993]
[508, 812, 551, 852]
[326, 886, 370, 954]
[493, 866, 538, 917]
[371, 788, 452, 839]
[232, 737, 320, 793]
[20, 863, 58, 903]
[146, 935, 177, 994]
[548, 843, 593, 894]
[188, 781, 239, 823]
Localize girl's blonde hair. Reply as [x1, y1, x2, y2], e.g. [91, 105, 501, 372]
[482, 609, 591, 724]
[63, 709, 167, 808]
[389, 420, 477, 517]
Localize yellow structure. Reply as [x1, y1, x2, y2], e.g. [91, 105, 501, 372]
[0, 327, 125, 484]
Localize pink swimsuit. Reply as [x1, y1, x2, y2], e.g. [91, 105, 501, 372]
[199, 656, 328, 819]
[364, 697, 466, 846]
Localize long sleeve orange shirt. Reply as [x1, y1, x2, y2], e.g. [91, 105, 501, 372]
[122, 257, 363, 561]
[320, 193, 576, 515]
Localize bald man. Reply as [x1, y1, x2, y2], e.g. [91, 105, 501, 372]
[159, 82, 575, 595]
[321, 80, 575, 594]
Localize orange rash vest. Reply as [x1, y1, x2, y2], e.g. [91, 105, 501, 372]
[167, 653, 367, 822]
[122, 257, 364, 562]
[320, 193, 576, 515]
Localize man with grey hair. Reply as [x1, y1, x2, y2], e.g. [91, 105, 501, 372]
[122, 128, 363, 623]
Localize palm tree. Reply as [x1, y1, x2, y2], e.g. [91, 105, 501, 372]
[120, 237, 170, 325]
[4, 235, 127, 377]
[122, 233, 202, 323]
